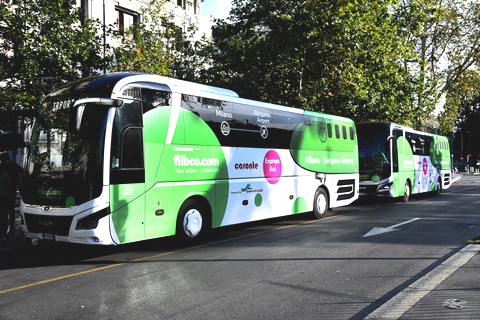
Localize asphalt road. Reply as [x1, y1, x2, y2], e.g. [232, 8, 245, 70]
[0, 175, 479, 320]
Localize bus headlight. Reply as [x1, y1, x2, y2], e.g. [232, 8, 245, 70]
[377, 182, 392, 193]
[76, 207, 110, 230]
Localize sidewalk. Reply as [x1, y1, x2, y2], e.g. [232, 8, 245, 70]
[365, 244, 480, 319]
[399, 245, 480, 319]
[398, 173, 480, 319]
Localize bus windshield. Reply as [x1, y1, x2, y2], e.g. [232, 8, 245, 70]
[358, 128, 391, 182]
[21, 98, 110, 207]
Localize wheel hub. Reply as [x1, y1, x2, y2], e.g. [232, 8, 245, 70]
[183, 209, 202, 237]
[316, 194, 327, 214]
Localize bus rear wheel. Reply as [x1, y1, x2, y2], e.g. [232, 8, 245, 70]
[176, 199, 208, 243]
[402, 182, 410, 203]
[435, 178, 442, 196]
[312, 187, 329, 219]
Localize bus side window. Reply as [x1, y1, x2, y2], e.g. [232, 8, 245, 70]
[231, 103, 273, 148]
[273, 110, 303, 148]
[349, 127, 354, 140]
[327, 123, 332, 138]
[142, 89, 171, 113]
[180, 94, 233, 146]
[342, 126, 347, 140]
[335, 125, 340, 139]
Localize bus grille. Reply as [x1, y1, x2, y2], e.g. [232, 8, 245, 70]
[337, 179, 355, 201]
[359, 185, 378, 194]
[443, 172, 451, 186]
[24, 213, 73, 236]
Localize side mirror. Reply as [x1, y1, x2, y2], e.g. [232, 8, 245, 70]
[69, 98, 123, 134]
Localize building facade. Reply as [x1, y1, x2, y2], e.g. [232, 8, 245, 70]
[78, 0, 205, 40]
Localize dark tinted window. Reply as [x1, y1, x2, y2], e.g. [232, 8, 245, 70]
[111, 101, 143, 169]
[406, 132, 431, 156]
[180, 94, 303, 149]
[143, 89, 171, 113]
[121, 127, 143, 168]
[272, 110, 303, 148]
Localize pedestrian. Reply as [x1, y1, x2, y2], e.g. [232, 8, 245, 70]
[0, 153, 11, 241]
[0, 152, 22, 238]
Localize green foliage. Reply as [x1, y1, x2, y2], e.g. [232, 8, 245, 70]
[198, 0, 422, 124]
[0, 0, 105, 111]
[434, 0, 480, 133]
[110, 0, 174, 75]
[110, 0, 201, 78]
[1, 0, 478, 137]
[196, 0, 480, 133]
[450, 72, 480, 159]
[468, 235, 480, 244]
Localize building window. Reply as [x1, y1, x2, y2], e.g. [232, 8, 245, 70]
[116, 6, 139, 36]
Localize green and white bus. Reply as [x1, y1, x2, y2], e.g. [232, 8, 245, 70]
[20, 73, 359, 245]
[357, 122, 451, 202]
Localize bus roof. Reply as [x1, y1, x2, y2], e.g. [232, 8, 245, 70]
[357, 121, 446, 138]
[48, 73, 354, 123]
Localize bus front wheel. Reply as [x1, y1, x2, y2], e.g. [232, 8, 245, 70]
[312, 187, 329, 219]
[403, 182, 410, 203]
[176, 199, 208, 243]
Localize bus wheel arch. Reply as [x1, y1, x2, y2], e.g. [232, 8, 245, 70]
[403, 180, 411, 203]
[176, 196, 212, 243]
[312, 186, 329, 219]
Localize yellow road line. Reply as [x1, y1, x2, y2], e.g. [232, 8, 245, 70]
[0, 208, 370, 295]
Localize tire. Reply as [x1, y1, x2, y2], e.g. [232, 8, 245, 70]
[312, 187, 329, 219]
[176, 199, 209, 243]
[435, 178, 442, 196]
[402, 181, 410, 203]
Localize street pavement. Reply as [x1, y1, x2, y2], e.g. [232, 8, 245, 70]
[1, 173, 479, 320]
[365, 173, 480, 320]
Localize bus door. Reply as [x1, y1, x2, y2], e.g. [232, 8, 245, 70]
[392, 128, 403, 173]
[109, 97, 146, 243]
[392, 128, 407, 197]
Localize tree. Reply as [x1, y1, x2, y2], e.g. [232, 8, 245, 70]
[393, 0, 480, 134]
[0, 0, 106, 112]
[451, 73, 480, 163]
[110, 0, 202, 78]
[433, 0, 480, 133]
[198, 0, 426, 124]
[196, 0, 480, 133]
